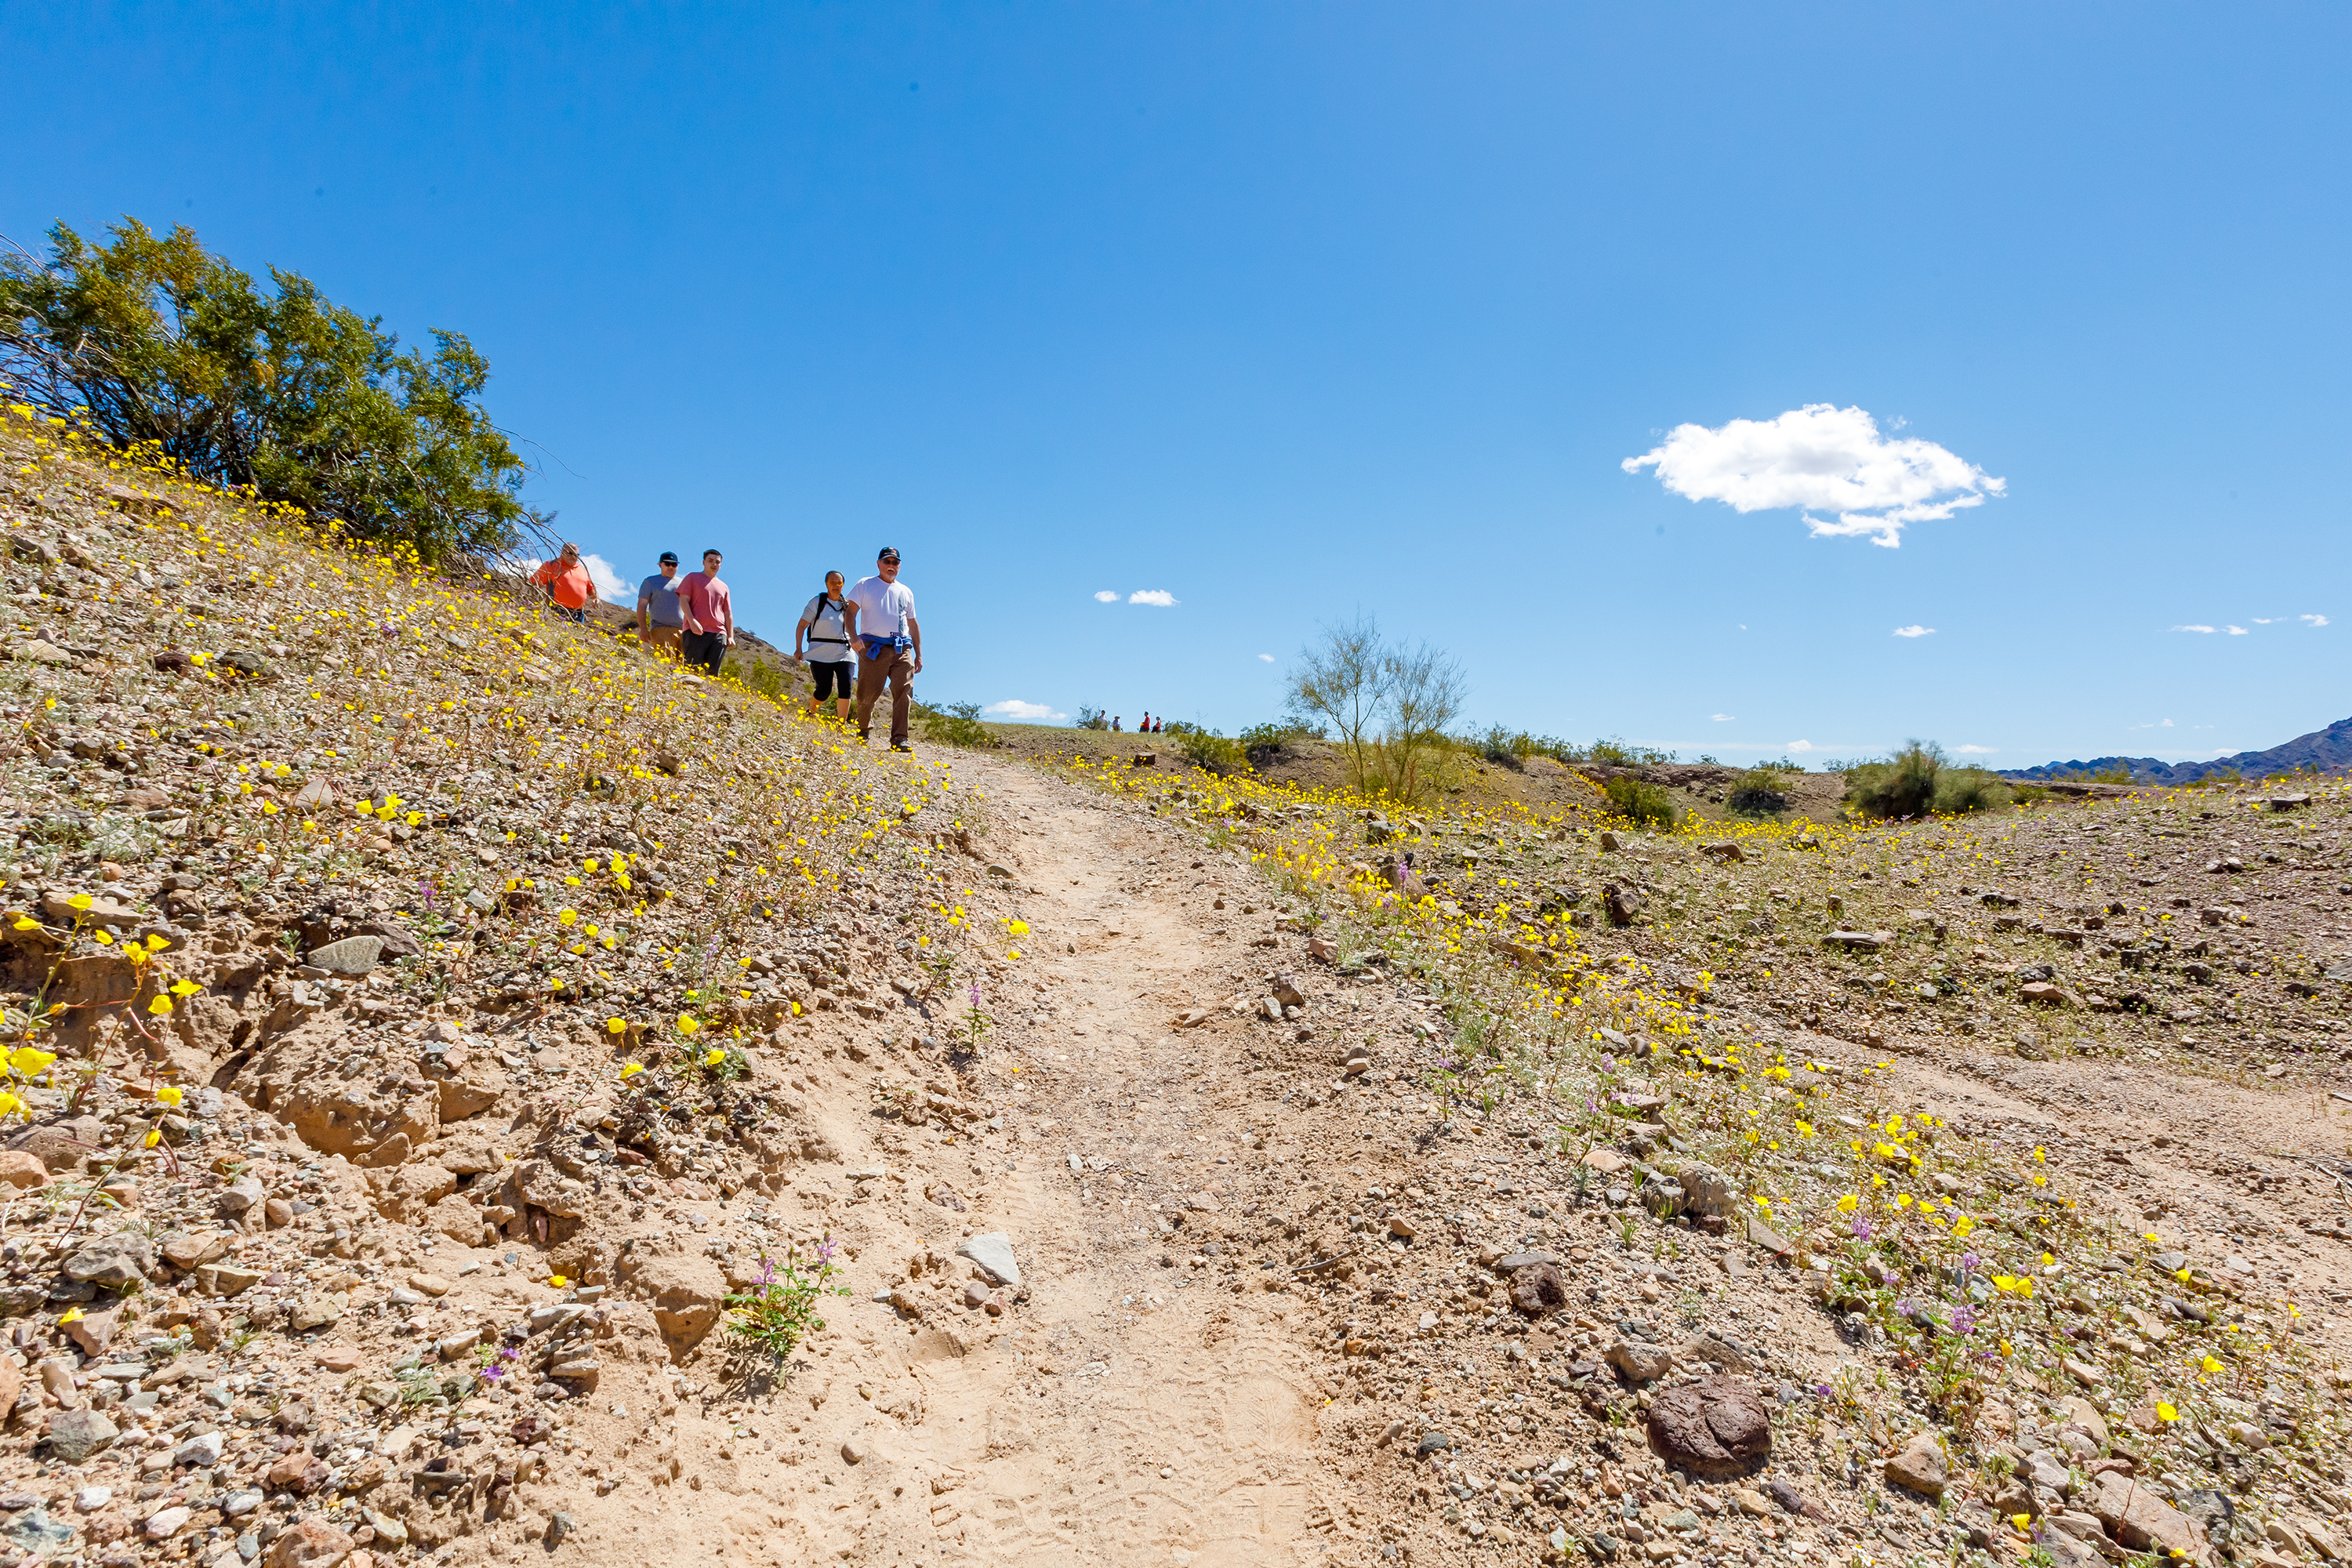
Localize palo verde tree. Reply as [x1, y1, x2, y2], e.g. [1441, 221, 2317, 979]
[0, 218, 546, 562]
[1284, 613, 1468, 806]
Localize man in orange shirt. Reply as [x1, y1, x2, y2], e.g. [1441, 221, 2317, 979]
[532, 543, 598, 623]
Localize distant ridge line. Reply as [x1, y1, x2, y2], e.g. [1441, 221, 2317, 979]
[1999, 716, 2352, 786]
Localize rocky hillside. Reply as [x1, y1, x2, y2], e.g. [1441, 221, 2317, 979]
[0, 406, 1026, 1568]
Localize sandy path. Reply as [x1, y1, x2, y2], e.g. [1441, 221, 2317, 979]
[733, 753, 1352, 1566]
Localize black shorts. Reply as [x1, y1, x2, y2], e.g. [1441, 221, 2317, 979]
[682, 630, 726, 674]
[810, 659, 854, 701]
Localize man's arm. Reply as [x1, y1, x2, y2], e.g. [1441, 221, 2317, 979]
[793, 604, 811, 660]
[637, 588, 653, 631]
[840, 600, 860, 649]
[721, 592, 736, 644]
[907, 612, 923, 675]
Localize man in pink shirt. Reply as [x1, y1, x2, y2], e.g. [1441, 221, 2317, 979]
[677, 549, 733, 675]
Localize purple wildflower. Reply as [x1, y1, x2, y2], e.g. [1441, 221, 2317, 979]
[1951, 1305, 1976, 1335]
[1958, 1250, 1981, 1276]
[1894, 1298, 1915, 1319]
[1852, 1218, 1873, 1240]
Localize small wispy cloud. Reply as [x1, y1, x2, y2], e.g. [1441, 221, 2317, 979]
[1093, 590, 1120, 603]
[1257, 653, 1275, 663]
[1709, 713, 1735, 722]
[1785, 739, 1815, 753]
[2227, 625, 2249, 636]
[1953, 744, 1997, 754]
[1892, 625, 1935, 638]
[2252, 617, 2282, 624]
[2305, 613, 2331, 627]
[984, 699, 1065, 722]
[2130, 718, 2178, 730]
[2172, 625, 2216, 634]
[1128, 590, 1178, 607]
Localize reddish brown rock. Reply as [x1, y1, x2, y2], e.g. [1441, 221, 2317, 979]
[267, 1452, 332, 1494]
[1508, 1262, 1566, 1317]
[1647, 1374, 1770, 1477]
[0, 1150, 49, 1189]
[266, 1516, 354, 1568]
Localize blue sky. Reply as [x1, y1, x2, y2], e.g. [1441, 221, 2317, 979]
[9, 5, 2350, 765]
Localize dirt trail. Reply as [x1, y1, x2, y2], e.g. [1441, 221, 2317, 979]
[668, 753, 1354, 1568]
[888, 754, 1340, 1566]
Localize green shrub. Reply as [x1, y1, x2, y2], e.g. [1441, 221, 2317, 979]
[2060, 765, 2133, 785]
[1845, 741, 1945, 818]
[1845, 742, 2010, 817]
[0, 219, 541, 562]
[1933, 768, 2011, 814]
[1174, 726, 1250, 776]
[1238, 720, 1319, 768]
[920, 701, 992, 749]
[1074, 706, 1109, 731]
[1600, 773, 1678, 827]
[1726, 766, 1791, 817]
[735, 659, 793, 704]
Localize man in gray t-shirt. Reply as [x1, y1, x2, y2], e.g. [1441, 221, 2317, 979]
[636, 551, 684, 656]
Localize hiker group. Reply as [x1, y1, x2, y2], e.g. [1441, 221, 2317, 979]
[531, 543, 924, 751]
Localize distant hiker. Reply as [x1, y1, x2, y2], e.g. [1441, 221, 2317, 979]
[1111, 715, 1122, 733]
[677, 549, 733, 676]
[532, 543, 597, 624]
[1141, 711, 1152, 733]
[1151, 717, 1163, 734]
[795, 570, 856, 721]
[636, 550, 684, 655]
[846, 546, 921, 751]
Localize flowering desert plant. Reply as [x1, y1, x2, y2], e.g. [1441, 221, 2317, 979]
[724, 1241, 851, 1362]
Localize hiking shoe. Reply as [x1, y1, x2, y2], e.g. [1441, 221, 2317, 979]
[891, 743, 913, 753]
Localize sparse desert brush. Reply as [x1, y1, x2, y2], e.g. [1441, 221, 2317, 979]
[1599, 772, 1678, 827]
[920, 701, 993, 750]
[1726, 765, 1792, 817]
[1846, 741, 2009, 818]
[1932, 766, 2011, 814]
[1236, 720, 1319, 768]
[1844, 741, 1944, 818]
[1162, 723, 1249, 776]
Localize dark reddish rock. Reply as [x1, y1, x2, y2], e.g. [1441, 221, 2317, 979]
[1647, 1374, 1769, 1476]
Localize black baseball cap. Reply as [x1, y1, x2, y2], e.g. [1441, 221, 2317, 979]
[878, 546, 901, 563]
[659, 551, 677, 564]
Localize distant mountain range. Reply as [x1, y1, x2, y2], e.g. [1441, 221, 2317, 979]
[2000, 717, 2352, 786]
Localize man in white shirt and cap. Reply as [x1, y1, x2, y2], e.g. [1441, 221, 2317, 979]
[845, 546, 921, 751]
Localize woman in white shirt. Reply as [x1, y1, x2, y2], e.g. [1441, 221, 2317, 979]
[795, 571, 857, 721]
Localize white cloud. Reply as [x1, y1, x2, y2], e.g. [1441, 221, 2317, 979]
[1892, 625, 1935, 638]
[1257, 653, 1276, 663]
[1709, 713, 1735, 722]
[2227, 625, 2249, 636]
[1953, 744, 1997, 754]
[1621, 404, 2002, 549]
[984, 699, 1065, 722]
[2172, 625, 2216, 633]
[2252, 616, 2281, 624]
[1093, 590, 1120, 603]
[2305, 613, 2331, 627]
[521, 553, 629, 604]
[1785, 739, 1815, 753]
[1128, 590, 1178, 607]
